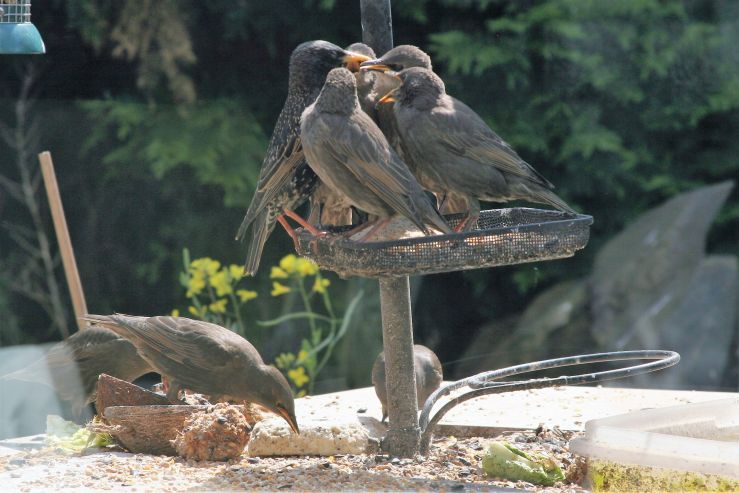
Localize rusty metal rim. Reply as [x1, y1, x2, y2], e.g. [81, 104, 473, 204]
[297, 208, 593, 252]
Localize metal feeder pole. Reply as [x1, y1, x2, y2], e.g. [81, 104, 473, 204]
[361, 0, 421, 457]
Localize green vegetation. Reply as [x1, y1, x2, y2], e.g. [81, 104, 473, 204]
[0, 1, 736, 387]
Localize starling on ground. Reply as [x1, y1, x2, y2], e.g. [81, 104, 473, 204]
[384, 67, 575, 231]
[372, 344, 443, 423]
[0, 326, 153, 417]
[236, 41, 371, 275]
[300, 68, 452, 239]
[83, 314, 299, 434]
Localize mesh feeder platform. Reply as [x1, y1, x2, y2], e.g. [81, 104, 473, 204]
[295, 207, 593, 456]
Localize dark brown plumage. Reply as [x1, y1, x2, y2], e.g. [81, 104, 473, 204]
[360, 45, 431, 164]
[83, 314, 299, 434]
[389, 67, 575, 230]
[300, 68, 451, 239]
[0, 326, 153, 416]
[372, 344, 443, 422]
[236, 41, 371, 275]
[306, 43, 378, 229]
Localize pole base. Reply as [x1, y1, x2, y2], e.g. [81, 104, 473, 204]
[381, 425, 421, 457]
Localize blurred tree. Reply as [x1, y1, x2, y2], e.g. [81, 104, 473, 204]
[0, 63, 71, 339]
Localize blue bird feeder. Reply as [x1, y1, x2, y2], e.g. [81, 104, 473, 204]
[0, 1, 45, 54]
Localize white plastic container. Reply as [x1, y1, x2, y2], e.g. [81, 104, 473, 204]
[569, 397, 739, 491]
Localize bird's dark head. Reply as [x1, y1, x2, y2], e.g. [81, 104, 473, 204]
[393, 67, 446, 110]
[251, 365, 299, 434]
[313, 67, 359, 115]
[289, 40, 371, 91]
[360, 45, 432, 73]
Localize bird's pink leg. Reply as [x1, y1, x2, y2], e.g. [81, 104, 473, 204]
[341, 219, 375, 239]
[358, 218, 391, 242]
[283, 209, 326, 237]
[277, 215, 300, 250]
[453, 212, 479, 233]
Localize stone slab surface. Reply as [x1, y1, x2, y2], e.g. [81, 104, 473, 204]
[296, 385, 736, 436]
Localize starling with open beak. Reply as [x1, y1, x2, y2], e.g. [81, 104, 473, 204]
[83, 314, 300, 434]
[236, 41, 371, 275]
[360, 45, 432, 163]
[300, 68, 451, 240]
[385, 67, 575, 231]
[0, 326, 153, 417]
[372, 344, 443, 423]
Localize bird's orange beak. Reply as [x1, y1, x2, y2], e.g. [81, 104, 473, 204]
[378, 88, 398, 104]
[277, 405, 300, 434]
[343, 52, 372, 73]
[360, 59, 391, 72]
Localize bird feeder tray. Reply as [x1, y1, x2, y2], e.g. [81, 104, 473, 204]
[296, 207, 592, 278]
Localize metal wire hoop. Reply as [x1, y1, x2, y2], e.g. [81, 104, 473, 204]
[418, 350, 680, 453]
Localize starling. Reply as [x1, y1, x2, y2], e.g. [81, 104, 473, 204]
[0, 326, 153, 417]
[360, 45, 432, 164]
[236, 41, 371, 275]
[83, 314, 299, 434]
[385, 67, 575, 230]
[300, 68, 452, 239]
[372, 344, 443, 423]
[306, 43, 380, 229]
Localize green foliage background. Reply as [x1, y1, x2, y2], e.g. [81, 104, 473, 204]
[1, 0, 736, 385]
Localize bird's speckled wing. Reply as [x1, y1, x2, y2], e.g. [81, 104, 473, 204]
[419, 97, 554, 189]
[237, 91, 310, 239]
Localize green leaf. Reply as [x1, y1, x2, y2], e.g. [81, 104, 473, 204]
[482, 441, 565, 486]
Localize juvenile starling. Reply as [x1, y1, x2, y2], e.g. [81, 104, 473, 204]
[386, 67, 575, 230]
[307, 43, 381, 229]
[83, 314, 299, 434]
[360, 45, 432, 163]
[0, 326, 153, 417]
[300, 68, 451, 239]
[236, 41, 371, 275]
[372, 344, 443, 422]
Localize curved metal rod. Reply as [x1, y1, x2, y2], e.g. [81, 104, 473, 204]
[418, 350, 680, 453]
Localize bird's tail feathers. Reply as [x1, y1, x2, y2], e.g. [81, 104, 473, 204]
[527, 187, 576, 215]
[417, 193, 453, 235]
[243, 210, 276, 277]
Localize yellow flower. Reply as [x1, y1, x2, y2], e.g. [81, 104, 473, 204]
[312, 277, 330, 294]
[229, 264, 243, 281]
[209, 299, 228, 313]
[270, 266, 289, 279]
[188, 305, 207, 318]
[186, 273, 206, 298]
[279, 254, 297, 274]
[288, 366, 310, 388]
[191, 257, 221, 276]
[275, 352, 296, 369]
[209, 270, 232, 297]
[296, 390, 307, 398]
[236, 289, 258, 303]
[271, 281, 291, 297]
[295, 257, 318, 277]
[171, 309, 180, 317]
[297, 350, 309, 363]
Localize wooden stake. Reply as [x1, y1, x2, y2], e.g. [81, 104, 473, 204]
[38, 151, 88, 331]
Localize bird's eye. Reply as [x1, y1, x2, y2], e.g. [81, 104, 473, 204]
[387, 63, 402, 71]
